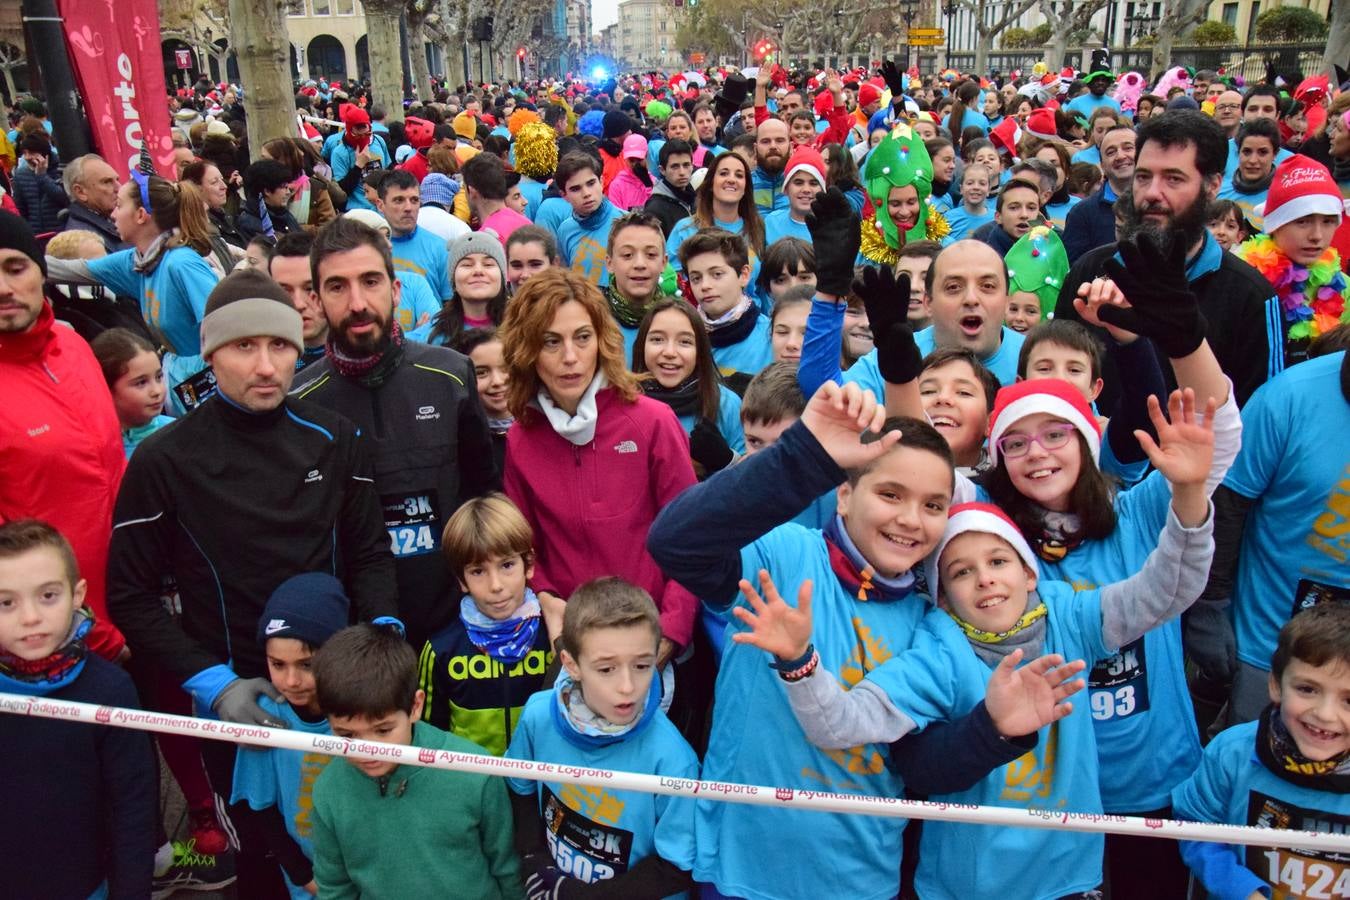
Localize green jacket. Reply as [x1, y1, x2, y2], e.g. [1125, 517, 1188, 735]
[311, 721, 523, 899]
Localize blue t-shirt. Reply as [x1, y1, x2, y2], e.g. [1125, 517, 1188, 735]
[697, 522, 929, 900]
[505, 690, 698, 886]
[518, 177, 548, 221]
[330, 140, 392, 211]
[1036, 471, 1202, 812]
[88, 246, 218, 388]
[231, 697, 335, 900]
[390, 227, 452, 301]
[866, 580, 1112, 900]
[675, 383, 746, 453]
[1217, 178, 1270, 232]
[1065, 93, 1122, 119]
[763, 209, 811, 247]
[535, 196, 573, 238]
[838, 325, 1025, 402]
[941, 108, 991, 136]
[1225, 352, 1350, 670]
[1044, 195, 1082, 230]
[122, 415, 174, 459]
[1224, 138, 1294, 180]
[944, 204, 994, 241]
[710, 312, 774, 380]
[1172, 719, 1350, 900]
[395, 268, 443, 342]
[558, 199, 625, 285]
[1071, 145, 1101, 167]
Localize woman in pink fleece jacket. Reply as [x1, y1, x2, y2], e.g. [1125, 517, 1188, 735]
[498, 268, 698, 671]
[607, 134, 655, 211]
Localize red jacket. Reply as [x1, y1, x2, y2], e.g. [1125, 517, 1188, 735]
[398, 150, 429, 183]
[503, 387, 700, 646]
[0, 303, 126, 657]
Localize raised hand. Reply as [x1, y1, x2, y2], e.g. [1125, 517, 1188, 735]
[806, 187, 862, 296]
[1134, 388, 1216, 489]
[800, 381, 902, 471]
[1072, 275, 1137, 345]
[985, 649, 1087, 738]
[730, 569, 814, 662]
[854, 266, 921, 384]
[1100, 233, 1207, 359]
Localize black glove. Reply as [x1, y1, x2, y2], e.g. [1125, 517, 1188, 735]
[1183, 599, 1237, 682]
[880, 58, 905, 97]
[805, 187, 861, 296]
[522, 853, 568, 900]
[1099, 233, 1208, 359]
[853, 266, 922, 384]
[689, 418, 735, 475]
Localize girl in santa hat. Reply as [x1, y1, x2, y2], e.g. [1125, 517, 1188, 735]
[1236, 153, 1350, 366]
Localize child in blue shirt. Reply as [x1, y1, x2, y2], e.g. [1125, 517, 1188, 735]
[648, 380, 1048, 900]
[1173, 603, 1350, 900]
[418, 493, 555, 756]
[90, 327, 174, 458]
[506, 577, 698, 898]
[231, 573, 350, 900]
[555, 152, 625, 286]
[943, 163, 995, 241]
[731, 382, 1217, 900]
[678, 228, 773, 385]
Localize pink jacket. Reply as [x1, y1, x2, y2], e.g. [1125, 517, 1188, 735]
[503, 387, 700, 646]
[607, 168, 653, 211]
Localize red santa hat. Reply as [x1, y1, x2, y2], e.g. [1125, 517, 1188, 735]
[858, 82, 882, 107]
[987, 378, 1102, 466]
[990, 117, 1022, 156]
[924, 502, 1040, 600]
[814, 88, 835, 117]
[783, 145, 827, 189]
[1255, 154, 1350, 235]
[340, 103, 371, 128]
[1024, 108, 1059, 142]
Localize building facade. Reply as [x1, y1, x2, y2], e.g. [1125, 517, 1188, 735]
[613, 0, 686, 70]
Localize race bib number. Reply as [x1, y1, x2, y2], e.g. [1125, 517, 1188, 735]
[542, 787, 632, 883]
[1088, 637, 1150, 722]
[1291, 579, 1350, 620]
[172, 367, 218, 410]
[381, 491, 440, 558]
[1247, 792, 1350, 899]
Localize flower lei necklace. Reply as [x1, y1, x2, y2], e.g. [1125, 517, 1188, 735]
[1238, 234, 1350, 341]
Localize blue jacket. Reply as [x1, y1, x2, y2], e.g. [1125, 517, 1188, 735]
[1063, 184, 1118, 263]
[12, 166, 67, 232]
[751, 165, 787, 216]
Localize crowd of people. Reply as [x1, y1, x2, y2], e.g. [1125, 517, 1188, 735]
[1, 47, 1350, 900]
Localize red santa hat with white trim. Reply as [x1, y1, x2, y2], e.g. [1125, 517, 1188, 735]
[1254, 154, 1350, 235]
[987, 378, 1102, 466]
[924, 502, 1040, 600]
[1024, 108, 1060, 142]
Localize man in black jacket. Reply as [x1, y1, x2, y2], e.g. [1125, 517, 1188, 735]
[59, 153, 124, 253]
[1054, 110, 1283, 412]
[292, 217, 499, 648]
[643, 139, 697, 237]
[1063, 124, 1136, 263]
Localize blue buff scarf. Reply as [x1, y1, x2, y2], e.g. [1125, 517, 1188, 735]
[822, 514, 917, 603]
[0, 607, 93, 696]
[459, 589, 542, 665]
[550, 668, 663, 750]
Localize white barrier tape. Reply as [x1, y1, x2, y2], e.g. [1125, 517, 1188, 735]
[300, 114, 343, 128]
[4, 691, 1349, 853]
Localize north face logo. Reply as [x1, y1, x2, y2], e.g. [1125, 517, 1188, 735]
[264, 618, 288, 635]
[613, 440, 638, 454]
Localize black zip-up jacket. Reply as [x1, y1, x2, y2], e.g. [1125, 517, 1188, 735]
[643, 179, 694, 237]
[62, 201, 123, 254]
[107, 394, 398, 682]
[292, 341, 499, 647]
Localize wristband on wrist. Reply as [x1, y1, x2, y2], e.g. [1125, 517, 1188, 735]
[770, 643, 815, 672]
[777, 649, 821, 683]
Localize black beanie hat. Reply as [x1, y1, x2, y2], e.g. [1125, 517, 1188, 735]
[200, 268, 303, 357]
[602, 109, 632, 140]
[0, 210, 45, 275]
[257, 573, 351, 648]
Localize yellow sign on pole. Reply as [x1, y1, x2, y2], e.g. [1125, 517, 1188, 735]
[908, 36, 945, 45]
[907, 27, 944, 37]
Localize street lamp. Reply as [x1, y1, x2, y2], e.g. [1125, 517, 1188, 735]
[898, 0, 918, 72]
[1126, 11, 1151, 42]
[942, 1, 955, 60]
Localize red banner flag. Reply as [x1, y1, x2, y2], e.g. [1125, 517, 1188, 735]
[58, 0, 175, 177]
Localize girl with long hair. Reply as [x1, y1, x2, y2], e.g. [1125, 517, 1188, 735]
[430, 232, 509, 348]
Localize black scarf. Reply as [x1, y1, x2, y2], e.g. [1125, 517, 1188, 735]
[704, 304, 759, 349]
[1333, 155, 1350, 185]
[1232, 167, 1277, 195]
[326, 320, 406, 388]
[1256, 704, 1350, 792]
[642, 375, 702, 417]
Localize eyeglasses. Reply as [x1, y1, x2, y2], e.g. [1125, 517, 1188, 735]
[1215, 103, 1241, 112]
[995, 423, 1076, 459]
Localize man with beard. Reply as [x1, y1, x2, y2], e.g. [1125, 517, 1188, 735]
[1054, 110, 1283, 410]
[751, 117, 791, 215]
[292, 217, 498, 648]
[1064, 125, 1137, 262]
[107, 268, 397, 893]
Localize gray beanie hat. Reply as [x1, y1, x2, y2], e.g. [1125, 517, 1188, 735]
[448, 231, 507, 291]
[200, 268, 304, 357]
